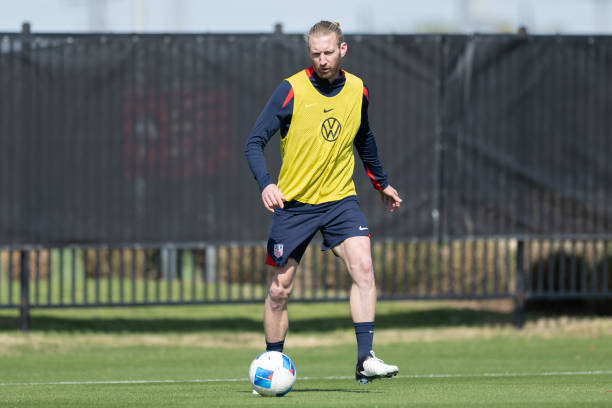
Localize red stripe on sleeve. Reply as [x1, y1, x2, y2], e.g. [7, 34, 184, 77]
[305, 66, 314, 77]
[365, 165, 382, 190]
[363, 86, 369, 101]
[281, 88, 294, 109]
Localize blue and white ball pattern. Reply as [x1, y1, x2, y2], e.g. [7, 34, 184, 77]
[249, 351, 296, 397]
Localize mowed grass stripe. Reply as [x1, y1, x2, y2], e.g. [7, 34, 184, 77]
[2, 370, 612, 387]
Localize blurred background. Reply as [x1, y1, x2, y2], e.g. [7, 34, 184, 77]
[0, 0, 611, 34]
[1, 0, 611, 330]
[1, 4, 611, 406]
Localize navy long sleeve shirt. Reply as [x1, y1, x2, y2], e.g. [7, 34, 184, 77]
[245, 68, 388, 195]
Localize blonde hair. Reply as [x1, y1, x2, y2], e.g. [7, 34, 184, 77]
[305, 20, 344, 45]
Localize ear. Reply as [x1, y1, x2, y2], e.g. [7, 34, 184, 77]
[339, 41, 347, 58]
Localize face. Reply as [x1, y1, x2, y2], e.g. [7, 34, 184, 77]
[308, 33, 347, 82]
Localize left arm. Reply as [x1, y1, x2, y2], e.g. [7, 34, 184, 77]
[354, 84, 402, 212]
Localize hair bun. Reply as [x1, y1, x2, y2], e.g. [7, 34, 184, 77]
[305, 20, 344, 44]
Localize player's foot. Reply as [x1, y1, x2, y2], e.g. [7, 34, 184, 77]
[252, 389, 261, 396]
[355, 350, 399, 384]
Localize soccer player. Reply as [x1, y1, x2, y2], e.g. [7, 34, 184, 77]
[245, 20, 401, 384]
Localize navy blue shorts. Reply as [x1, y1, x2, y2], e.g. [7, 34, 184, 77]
[266, 195, 370, 267]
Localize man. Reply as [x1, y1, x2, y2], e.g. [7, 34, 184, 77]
[245, 20, 401, 384]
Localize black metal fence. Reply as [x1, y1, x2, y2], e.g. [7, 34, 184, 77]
[1, 28, 612, 329]
[2, 237, 611, 329]
[2, 31, 612, 245]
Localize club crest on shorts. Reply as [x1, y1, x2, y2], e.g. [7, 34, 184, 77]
[273, 244, 284, 258]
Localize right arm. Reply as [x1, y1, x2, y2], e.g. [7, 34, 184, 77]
[244, 81, 294, 211]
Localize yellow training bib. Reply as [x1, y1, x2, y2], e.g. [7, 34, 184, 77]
[278, 69, 363, 204]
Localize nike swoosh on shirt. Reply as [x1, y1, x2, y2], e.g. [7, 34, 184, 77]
[324, 108, 334, 113]
[359, 226, 369, 231]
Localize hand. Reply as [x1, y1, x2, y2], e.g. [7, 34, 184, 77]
[261, 184, 286, 212]
[379, 185, 402, 212]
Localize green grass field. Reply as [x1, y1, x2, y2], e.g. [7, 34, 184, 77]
[1, 301, 611, 407]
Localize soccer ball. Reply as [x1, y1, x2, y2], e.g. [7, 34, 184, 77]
[249, 351, 296, 397]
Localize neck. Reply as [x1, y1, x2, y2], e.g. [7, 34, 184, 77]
[327, 72, 340, 83]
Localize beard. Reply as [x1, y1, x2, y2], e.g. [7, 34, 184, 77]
[314, 60, 340, 80]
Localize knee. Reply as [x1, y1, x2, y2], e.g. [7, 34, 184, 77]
[353, 256, 374, 288]
[267, 281, 292, 310]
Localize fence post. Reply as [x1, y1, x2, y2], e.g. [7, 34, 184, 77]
[161, 246, 177, 280]
[19, 21, 32, 332]
[206, 246, 216, 284]
[432, 35, 446, 243]
[514, 240, 525, 328]
[20, 250, 30, 331]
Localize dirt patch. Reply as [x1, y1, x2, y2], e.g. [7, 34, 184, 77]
[1, 316, 611, 356]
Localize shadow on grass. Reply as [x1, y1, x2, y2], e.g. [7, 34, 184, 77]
[290, 389, 377, 393]
[239, 389, 375, 394]
[0, 307, 514, 333]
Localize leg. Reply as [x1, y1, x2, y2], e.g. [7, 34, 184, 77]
[263, 203, 317, 346]
[253, 258, 298, 396]
[332, 236, 375, 323]
[333, 236, 398, 383]
[264, 258, 298, 343]
[333, 235, 376, 359]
